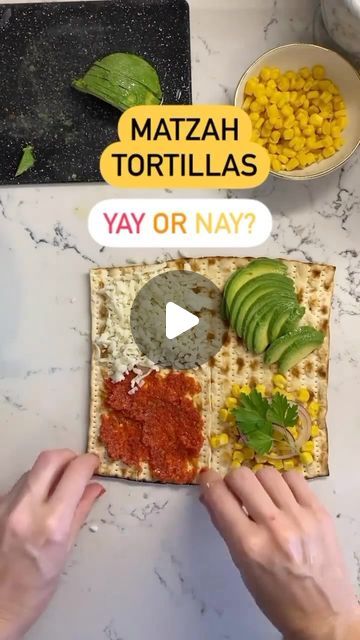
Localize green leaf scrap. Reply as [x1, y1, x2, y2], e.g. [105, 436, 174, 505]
[16, 145, 36, 177]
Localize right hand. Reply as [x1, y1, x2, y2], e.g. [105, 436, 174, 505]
[0, 450, 104, 640]
[200, 466, 360, 640]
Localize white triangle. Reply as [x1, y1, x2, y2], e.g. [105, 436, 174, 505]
[166, 302, 199, 340]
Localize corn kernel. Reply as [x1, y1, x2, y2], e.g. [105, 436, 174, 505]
[334, 137, 344, 150]
[244, 77, 259, 96]
[251, 129, 260, 141]
[283, 147, 296, 158]
[285, 70, 296, 80]
[278, 154, 288, 165]
[311, 422, 320, 438]
[258, 94, 269, 106]
[252, 464, 264, 473]
[242, 446, 255, 460]
[261, 125, 272, 138]
[331, 125, 341, 138]
[301, 441, 314, 454]
[299, 66, 311, 79]
[242, 96, 252, 111]
[233, 450, 245, 464]
[271, 157, 281, 171]
[297, 387, 310, 403]
[292, 138, 305, 152]
[298, 151, 308, 167]
[234, 441, 244, 450]
[334, 109, 347, 117]
[260, 67, 272, 82]
[312, 64, 325, 80]
[240, 385, 251, 396]
[210, 433, 229, 449]
[272, 373, 287, 388]
[283, 458, 296, 470]
[266, 79, 277, 91]
[309, 401, 320, 417]
[255, 384, 266, 396]
[257, 137, 266, 146]
[300, 452, 313, 466]
[254, 116, 265, 130]
[225, 396, 237, 409]
[270, 130, 281, 144]
[250, 101, 262, 113]
[231, 460, 242, 469]
[323, 146, 336, 158]
[267, 103, 279, 119]
[309, 113, 323, 127]
[303, 125, 315, 137]
[269, 144, 278, 154]
[218, 408, 229, 422]
[277, 76, 290, 92]
[231, 383, 241, 398]
[270, 67, 281, 80]
[283, 128, 294, 140]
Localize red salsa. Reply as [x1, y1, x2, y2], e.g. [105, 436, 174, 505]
[100, 371, 204, 484]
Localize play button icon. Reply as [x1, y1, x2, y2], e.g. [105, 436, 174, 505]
[130, 270, 223, 370]
[165, 302, 199, 340]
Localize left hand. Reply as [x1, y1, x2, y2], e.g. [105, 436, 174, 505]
[0, 450, 105, 640]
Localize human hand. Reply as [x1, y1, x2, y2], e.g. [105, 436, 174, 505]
[200, 467, 360, 640]
[0, 450, 104, 640]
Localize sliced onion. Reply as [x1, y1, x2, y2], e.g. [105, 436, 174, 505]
[236, 403, 312, 461]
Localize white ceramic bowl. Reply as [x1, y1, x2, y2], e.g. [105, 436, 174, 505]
[234, 43, 360, 180]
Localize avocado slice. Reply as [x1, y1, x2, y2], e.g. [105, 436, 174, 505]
[229, 273, 294, 328]
[240, 288, 297, 341]
[264, 327, 323, 365]
[278, 331, 325, 373]
[225, 258, 287, 314]
[252, 304, 295, 354]
[244, 295, 297, 351]
[269, 304, 305, 342]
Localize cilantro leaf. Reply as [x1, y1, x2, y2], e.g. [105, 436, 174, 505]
[266, 393, 298, 428]
[239, 389, 270, 418]
[232, 390, 273, 454]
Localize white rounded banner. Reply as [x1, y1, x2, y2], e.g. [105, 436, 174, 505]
[88, 198, 272, 248]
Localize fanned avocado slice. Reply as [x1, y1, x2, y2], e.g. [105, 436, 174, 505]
[269, 304, 305, 342]
[240, 289, 297, 341]
[224, 258, 287, 315]
[264, 327, 323, 365]
[278, 331, 325, 374]
[232, 276, 295, 334]
[72, 53, 162, 111]
[229, 273, 294, 328]
[243, 295, 297, 352]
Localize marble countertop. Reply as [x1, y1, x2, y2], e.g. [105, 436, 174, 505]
[1, 1, 360, 639]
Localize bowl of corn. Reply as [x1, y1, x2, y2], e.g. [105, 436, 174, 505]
[235, 43, 360, 179]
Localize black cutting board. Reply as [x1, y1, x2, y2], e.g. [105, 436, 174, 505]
[0, 0, 192, 185]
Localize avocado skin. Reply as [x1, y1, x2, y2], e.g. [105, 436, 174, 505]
[278, 332, 325, 373]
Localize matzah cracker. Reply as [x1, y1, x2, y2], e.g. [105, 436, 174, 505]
[89, 257, 334, 483]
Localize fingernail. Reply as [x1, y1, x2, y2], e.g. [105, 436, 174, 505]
[97, 486, 106, 498]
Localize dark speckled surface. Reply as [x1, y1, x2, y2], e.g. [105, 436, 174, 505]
[0, 0, 192, 185]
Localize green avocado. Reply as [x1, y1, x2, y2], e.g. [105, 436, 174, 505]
[278, 331, 325, 373]
[243, 295, 297, 352]
[252, 304, 297, 354]
[224, 258, 287, 315]
[240, 289, 297, 342]
[264, 327, 324, 365]
[268, 304, 305, 342]
[229, 273, 294, 329]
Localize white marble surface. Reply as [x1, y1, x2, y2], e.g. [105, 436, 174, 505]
[1, 1, 360, 639]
